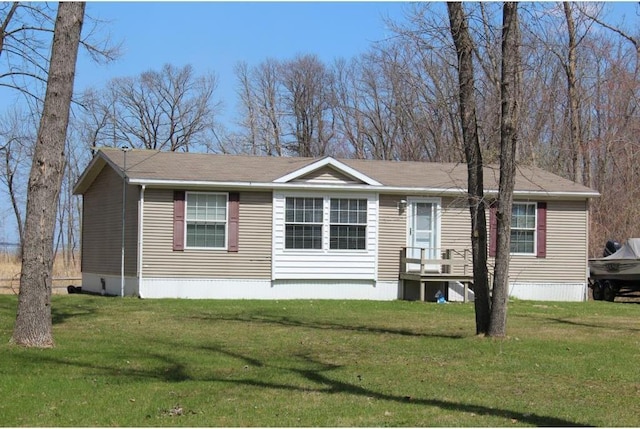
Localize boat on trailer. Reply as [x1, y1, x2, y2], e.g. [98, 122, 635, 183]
[588, 238, 640, 301]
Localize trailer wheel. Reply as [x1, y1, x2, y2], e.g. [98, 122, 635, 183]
[592, 282, 604, 301]
[603, 281, 616, 302]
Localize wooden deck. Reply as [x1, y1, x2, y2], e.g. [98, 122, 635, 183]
[399, 247, 474, 302]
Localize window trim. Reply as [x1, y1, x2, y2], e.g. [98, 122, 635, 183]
[184, 191, 229, 250]
[489, 201, 547, 258]
[329, 198, 368, 250]
[282, 194, 370, 253]
[284, 197, 324, 250]
[510, 202, 537, 256]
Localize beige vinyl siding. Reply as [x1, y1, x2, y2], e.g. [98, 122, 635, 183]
[294, 166, 361, 184]
[440, 197, 474, 276]
[441, 196, 473, 249]
[81, 166, 138, 276]
[377, 194, 407, 281]
[440, 197, 588, 283]
[507, 200, 587, 283]
[142, 189, 272, 278]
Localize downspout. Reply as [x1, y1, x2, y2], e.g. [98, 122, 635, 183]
[585, 198, 590, 301]
[137, 185, 146, 298]
[120, 146, 129, 297]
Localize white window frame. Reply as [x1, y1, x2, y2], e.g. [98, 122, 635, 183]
[184, 191, 228, 250]
[510, 202, 537, 255]
[282, 194, 370, 253]
[284, 197, 324, 250]
[329, 198, 368, 250]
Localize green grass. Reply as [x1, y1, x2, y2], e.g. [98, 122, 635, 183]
[0, 296, 639, 427]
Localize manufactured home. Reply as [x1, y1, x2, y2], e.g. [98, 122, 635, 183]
[73, 149, 599, 301]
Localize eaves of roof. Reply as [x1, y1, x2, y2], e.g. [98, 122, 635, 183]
[73, 148, 600, 200]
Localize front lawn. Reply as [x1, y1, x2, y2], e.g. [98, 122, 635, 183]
[0, 296, 638, 426]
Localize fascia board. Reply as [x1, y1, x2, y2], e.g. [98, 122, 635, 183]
[126, 178, 599, 199]
[72, 155, 109, 194]
[73, 150, 132, 195]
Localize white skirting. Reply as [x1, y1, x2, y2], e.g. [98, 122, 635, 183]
[508, 282, 588, 301]
[447, 281, 587, 302]
[136, 277, 399, 300]
[80, 273, 586, 302]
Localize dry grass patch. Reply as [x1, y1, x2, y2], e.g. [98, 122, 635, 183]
[0, 251, 80, 294]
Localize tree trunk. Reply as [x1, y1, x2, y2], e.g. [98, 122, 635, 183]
[489, 2, 520, 337]
[11, 2, 85, 348]
[562, 2, 588, 186]
[447, 2, 491, 335]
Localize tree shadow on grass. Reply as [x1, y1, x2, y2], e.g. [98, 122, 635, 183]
[51, 303, 100, 325]
[189, 312, 467, 340]
[51, 294, 121, 325]
[518, 314, 640, 333]
[26, 341, 589, 427]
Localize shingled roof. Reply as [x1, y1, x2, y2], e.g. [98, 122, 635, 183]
[73, 148, 599, 199]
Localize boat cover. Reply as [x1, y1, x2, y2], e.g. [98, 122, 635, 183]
[603, 238, 640, 260]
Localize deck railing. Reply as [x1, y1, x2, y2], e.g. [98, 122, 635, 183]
[400, 247, 471, 276]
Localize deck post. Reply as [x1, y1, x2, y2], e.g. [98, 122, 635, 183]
[443, 249, 451, 274]
[420, 248, 426, 274]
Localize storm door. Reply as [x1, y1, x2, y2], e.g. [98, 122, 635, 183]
[407, 199, 440, 272]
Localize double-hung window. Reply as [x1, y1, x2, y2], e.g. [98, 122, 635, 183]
[284, 196, 368, 251]
[511, 202, 536, 254]
[285, 197, 323, 249]
[186, 192, 227, 248]
[329, 199, 367, 250]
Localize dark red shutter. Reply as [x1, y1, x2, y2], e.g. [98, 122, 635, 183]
[536, 202, 547, 258]
[489, 201, 497, 257]
[173, 191, 185, 251]
[228, 192, 239, 252]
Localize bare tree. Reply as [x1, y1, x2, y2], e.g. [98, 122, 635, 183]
[0, 108, 34, 250]
[1, 2, 118, 101]
[1, 2, 54, 101]
[333, 57, 368, 158]
[234, 59, 284, 156]
[86, 63, 219, 152]
[563, 2, 587, 185]
[489, 2, 520, 337]
[12, 1, 84, 348]
[281, 54, 336, 157]
[447, 2, 491, 335]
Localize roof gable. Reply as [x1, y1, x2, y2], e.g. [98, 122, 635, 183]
[292, 165, 364, 185]
[273, 157, 382, 186]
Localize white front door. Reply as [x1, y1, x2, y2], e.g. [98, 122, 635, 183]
[407, 198, 441, 272]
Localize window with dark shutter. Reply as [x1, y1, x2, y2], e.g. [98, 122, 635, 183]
[489, 201, 547, 257]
